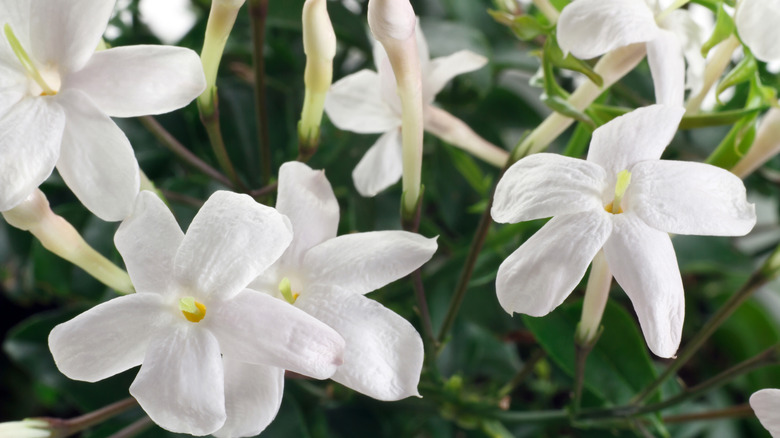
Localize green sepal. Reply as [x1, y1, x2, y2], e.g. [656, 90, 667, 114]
[680, 106, 767, 129]
[488, 10, 552, 41]
[700, 4, 735, 57]
[716, 51, 757, 101]
[544, 34, 603, 88]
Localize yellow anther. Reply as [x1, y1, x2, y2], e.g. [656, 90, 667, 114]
[278, 277, 299, 304]
[3, 24, 57, 96]
[608, 170, 632, 214]
[179, 297, 207, 323]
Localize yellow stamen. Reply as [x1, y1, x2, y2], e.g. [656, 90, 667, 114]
[606, 170, 631, 214]
[179, 297, 207, 323]
[3, 24, 56, 96]
[278, 277, 299, 304]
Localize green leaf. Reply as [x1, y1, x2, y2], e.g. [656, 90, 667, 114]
[542, 94, 596, 127]
[716, 52, 757, 99]
[488, 11, 551, 41]
[544, 34, 603, 87]
[481, 419, 515, 438]
[443, 145, 493, 196]
[523, 300, 660, 406]
[562, 122, 593, 158]
[700, 5, 735, 57]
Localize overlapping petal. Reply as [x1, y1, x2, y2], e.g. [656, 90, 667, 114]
[114, 191, 184, 295]
[324, 70, 400, 133]
[210, 290, 345, 379]
[303, 231, 437, 295]
[0, 97, 65, 211]
[628, 160, 756, 236]
[29, 0, 115, 73]
[587, 104, 684, 178]
[424, 50, 487, 102]
[603, 213, 684, 358]
[296, 286, 424, 400]
[130, 326, 226, 435]
[352, 129, 403, 197]
[557, 0, 659, 59]
[660, 9, 707, 93]
[48, 293, 168, 382]
[66, 46, 206, 117]
[174, 191, 292, 300]
[646, 30, 685, 106]
[0, 63, 26, 118]
[55, 89, 140, 222]
[213, 360, 284, 438]
[492, 154, 607, 224]
[736, 0, 780, 63]
[751, 389, 780, 438]
[276, 161, 339, 265]
[496, 210, 613, 316]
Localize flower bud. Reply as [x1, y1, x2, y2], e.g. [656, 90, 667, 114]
[576, 251, 612, 346]
[198, 0, 245, 111]
[367, 0, 416, 43]
[732, 108, 780, 178]
[0, 419, 52, 438]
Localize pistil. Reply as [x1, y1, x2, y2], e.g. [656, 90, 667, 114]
[278, 277, 300, 304]
[605, 169, 632, 214]
[179, 297, 207, 323]
[4, 24, 57, 96]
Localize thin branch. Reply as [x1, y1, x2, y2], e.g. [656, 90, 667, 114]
[249, 0, 272, 186]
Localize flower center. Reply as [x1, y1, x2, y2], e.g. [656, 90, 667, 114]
[605, 169, 632, 214]
[3, 24, 59, 96]
[179, 297, 207, 323]
[278, 277, 300, 304]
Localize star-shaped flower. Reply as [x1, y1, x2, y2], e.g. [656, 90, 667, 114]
[735, 0, 780, 63]
[250, 161, 438, 400]
[491, 104, 756, 358]
[324, 22, 487, 197]
[0, 0, 206, 220]
[751, 389, 780, 438]
[49, 191, 345, 436]
[557, 0, 707, 107]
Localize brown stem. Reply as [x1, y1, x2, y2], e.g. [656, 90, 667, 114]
[249, 0, 271, 186]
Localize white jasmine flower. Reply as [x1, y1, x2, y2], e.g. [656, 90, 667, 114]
[751, 389, 780, 438]
[735, 0, 780, 63]
[250, 161, 438, 400]
[491, 104, 756, 358]
[557, 0, 707, 107]
[324, 22, 488, 197]
[0, 0, 206, 221]
[48, 191, 345, 437]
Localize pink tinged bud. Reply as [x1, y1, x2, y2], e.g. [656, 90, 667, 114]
[732, 108, 780, 179]
[367, 0, 416, 43]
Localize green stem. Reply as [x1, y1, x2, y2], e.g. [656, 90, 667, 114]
[662, 403, 754, 424]
[199, 94, 245, 190]
[491, 409, 568, 423]
[249, 0, 272, 187]
[106, 417, 153, 438]
[498, 349, 546, 398]
[47, 398, 138, 438]
[412, 268, 437, 365]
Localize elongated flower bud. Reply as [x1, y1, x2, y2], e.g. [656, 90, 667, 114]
[576, 250, 612, 346]
[2, 190, 134, 294]
[367, 0, 424, 220]
[732, 108, 780, 178]
[198, 0, 247, 112]
[0, 419, 52, 438]
[299, 0, 336, 154]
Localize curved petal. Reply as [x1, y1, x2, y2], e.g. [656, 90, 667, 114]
[352, 129, 403, 197]
[660, 9, 707, 93]
[324, 70, 400, 133]
[55, 89, 140, 221]
[492, 153, 608, 224]
[303, 231, 438, 295]
[424, 50, 487, 102]
[587, 104, 685, 178]
[174, 191, 292, 301]
[496, 210, 613, 316]
[646, 30, 685, 106]
[212, 360, 284, 438]
[130, 326, 226, 436]
[114, 191, 184, 296]
[30, 0, 115, 73]
[557, 0, 659, 59]
[48, 293, 168, 382]
[0, 97, 65, 211]
[296, 286, 423, 400]
[736, 0, 780, 63]
[627, 160, 756, 236]
[65, 45, 206, 118]
[209, 290, 345, 379]
[275, 161, 339, 266]
[603, 213, 684, 358]
[751, 389, 780, 438]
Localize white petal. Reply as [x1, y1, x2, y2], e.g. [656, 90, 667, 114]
[209, 290, 345, 379]
[296, 286, 423, 401]
[48, 293, 167, 382]
[275, 161, 339, 266]
[751, 389, 780, 438]
[0, 62, 26, 118]
[736, 0, 780, 63]
[557, 0, 659, 59]
[352, 129, 403, 197]
[55, 89, 140, 221]
[303, 231, 438, 295]
[646, 30, 685, 106]
[587, 104, 684, 178]
[212, 360, 284, 438]
[0, 1, 31, 57]
[660, 9, 707, 93]
[174, 191, 292, 300]
[424, 50, 487, 102]
[130, 326, 226, 436]
[114, 191, 184, 295]
[65, 46, 206, 118]
[603, 213, 683, 358]
[0, 97, 65, 211]
[627, 160, 756, 236]
[491, 153, 608, 224]
[30, 0, 115, 73]
[496, 211, 613, 316]
[324, 70, 400, 133]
